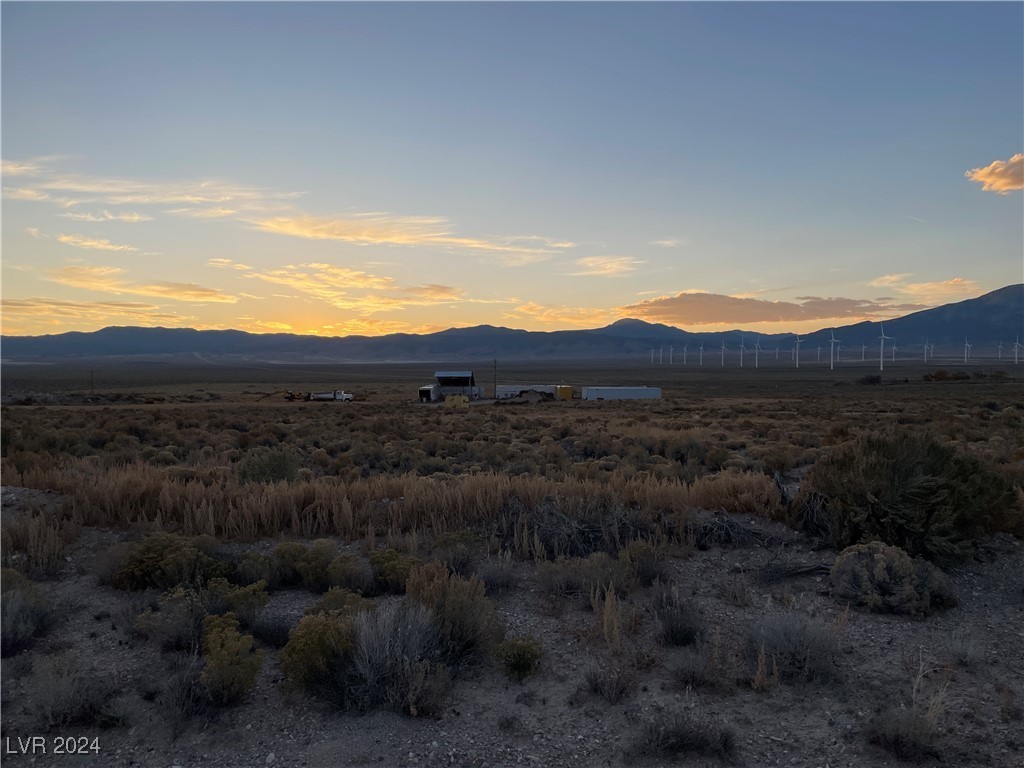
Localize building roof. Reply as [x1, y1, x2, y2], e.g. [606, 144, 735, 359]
[433, 371, 474, 378]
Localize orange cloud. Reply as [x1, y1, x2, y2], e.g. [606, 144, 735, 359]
[47, 265, 237, 304]
[965, 153, 1023, 194]
[245, 262, 471, 315]
[1, 297, 188, 334]
[503, 301, 617, 328]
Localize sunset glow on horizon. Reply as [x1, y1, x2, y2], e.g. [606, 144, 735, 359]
[2, 3, 1021, 338]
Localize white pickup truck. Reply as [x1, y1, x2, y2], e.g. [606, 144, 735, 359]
[304, 390, 354, 402]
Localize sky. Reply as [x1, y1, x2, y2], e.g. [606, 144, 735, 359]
[2, 1, 1022, 338]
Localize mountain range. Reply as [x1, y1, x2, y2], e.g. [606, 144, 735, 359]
[2, 284, 1022, 363]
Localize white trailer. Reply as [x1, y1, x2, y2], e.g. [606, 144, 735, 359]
[305, 390, 353, 402]
[581, 386, 661, 401]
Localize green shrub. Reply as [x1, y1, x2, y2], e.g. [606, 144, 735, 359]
[237, 447, 301, 484]
[748, 612, 838, 684]
[235, 553, 281, 590]
[200, 613, 264, 706]
[349, 600, 450, 716]
[297, 539, 337, 592]
[279, 612, 355, 701]
[496, 637, 543, 682]
[272, 542, 308, 587]
[111, 534, 228, 591]
[327, 553, 374, 594]
[249, 612, 293, 648]
[207, 578, 270, 626]
[1, 568, 51, 657]
[133, 586, 210, 653]
[831, 542, 957, 617]
[406, 562, 504, 664]
[798, 430, 1020, 562]
[368, 548, 420, 594]
[308, 587, 374, 617]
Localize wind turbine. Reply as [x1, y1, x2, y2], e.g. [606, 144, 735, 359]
[828, 330, 840, 371]
[997, 341, 1003, 360]
[699, 341, 704, 367]
[670, 346, 674, 365]
[720, 341, 727, 367]
[794, 334, 805, 368]
[878, 324, 891, 371]
[660, 347, 664, 365]
[683, 344, 688, 366]
[817, 346, 822, 363]
[963, 338, 972, 364]
[754, 337, 762, 368]
[892, 344, 897, 362]
[922, 339, 929, 363]
[861, 344, 866, 362]
[775, 347, 779, 361]
[1013, 336, 1022, 364]
[739, 337, 747, 368]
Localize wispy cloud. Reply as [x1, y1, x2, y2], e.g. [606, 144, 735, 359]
[965, 153, 1023, 194]
[167, 207, 239, 218]
[4, 156, 573, 266]
[650, 238, 685, 248]
[1, 297, 188, 333]
[60, 210, 152, 223]
[252, 213, 569, 264]
[57, 234, 140, 252]
[893, 277, 981, 303]
[569, 255, 643, 277]
[208, 258, 253, 271]
[868, 273, 914, 288]
[503, 301, 616, 328]
[3, 187, 50, 201]
[47, 264, 237, 303]
[245, 262, 467, 314]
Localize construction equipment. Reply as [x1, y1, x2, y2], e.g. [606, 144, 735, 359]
[258, 389, 354, 402]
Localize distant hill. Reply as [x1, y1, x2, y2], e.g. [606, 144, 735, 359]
[2, 284, 1021, 362]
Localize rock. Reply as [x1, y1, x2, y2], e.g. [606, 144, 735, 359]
[266, 753, 276, 765]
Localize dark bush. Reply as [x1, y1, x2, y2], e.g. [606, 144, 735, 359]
[747, 611, 838, 684]
[349, 600, 450, 716]
[631, 709, 736, 759]
[831, 542, 957, 617]
[653, 582, 705, 647]
[797, 429, 1020, 562]
[867, 708, 940, 761]
[584, 664, 634, 704]
[1, 569, 51, 657]
[496, 637, 543, 682]
[110, 534, 228, 591]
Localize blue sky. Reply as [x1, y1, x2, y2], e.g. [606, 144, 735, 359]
[2, 2, 1021, 336]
